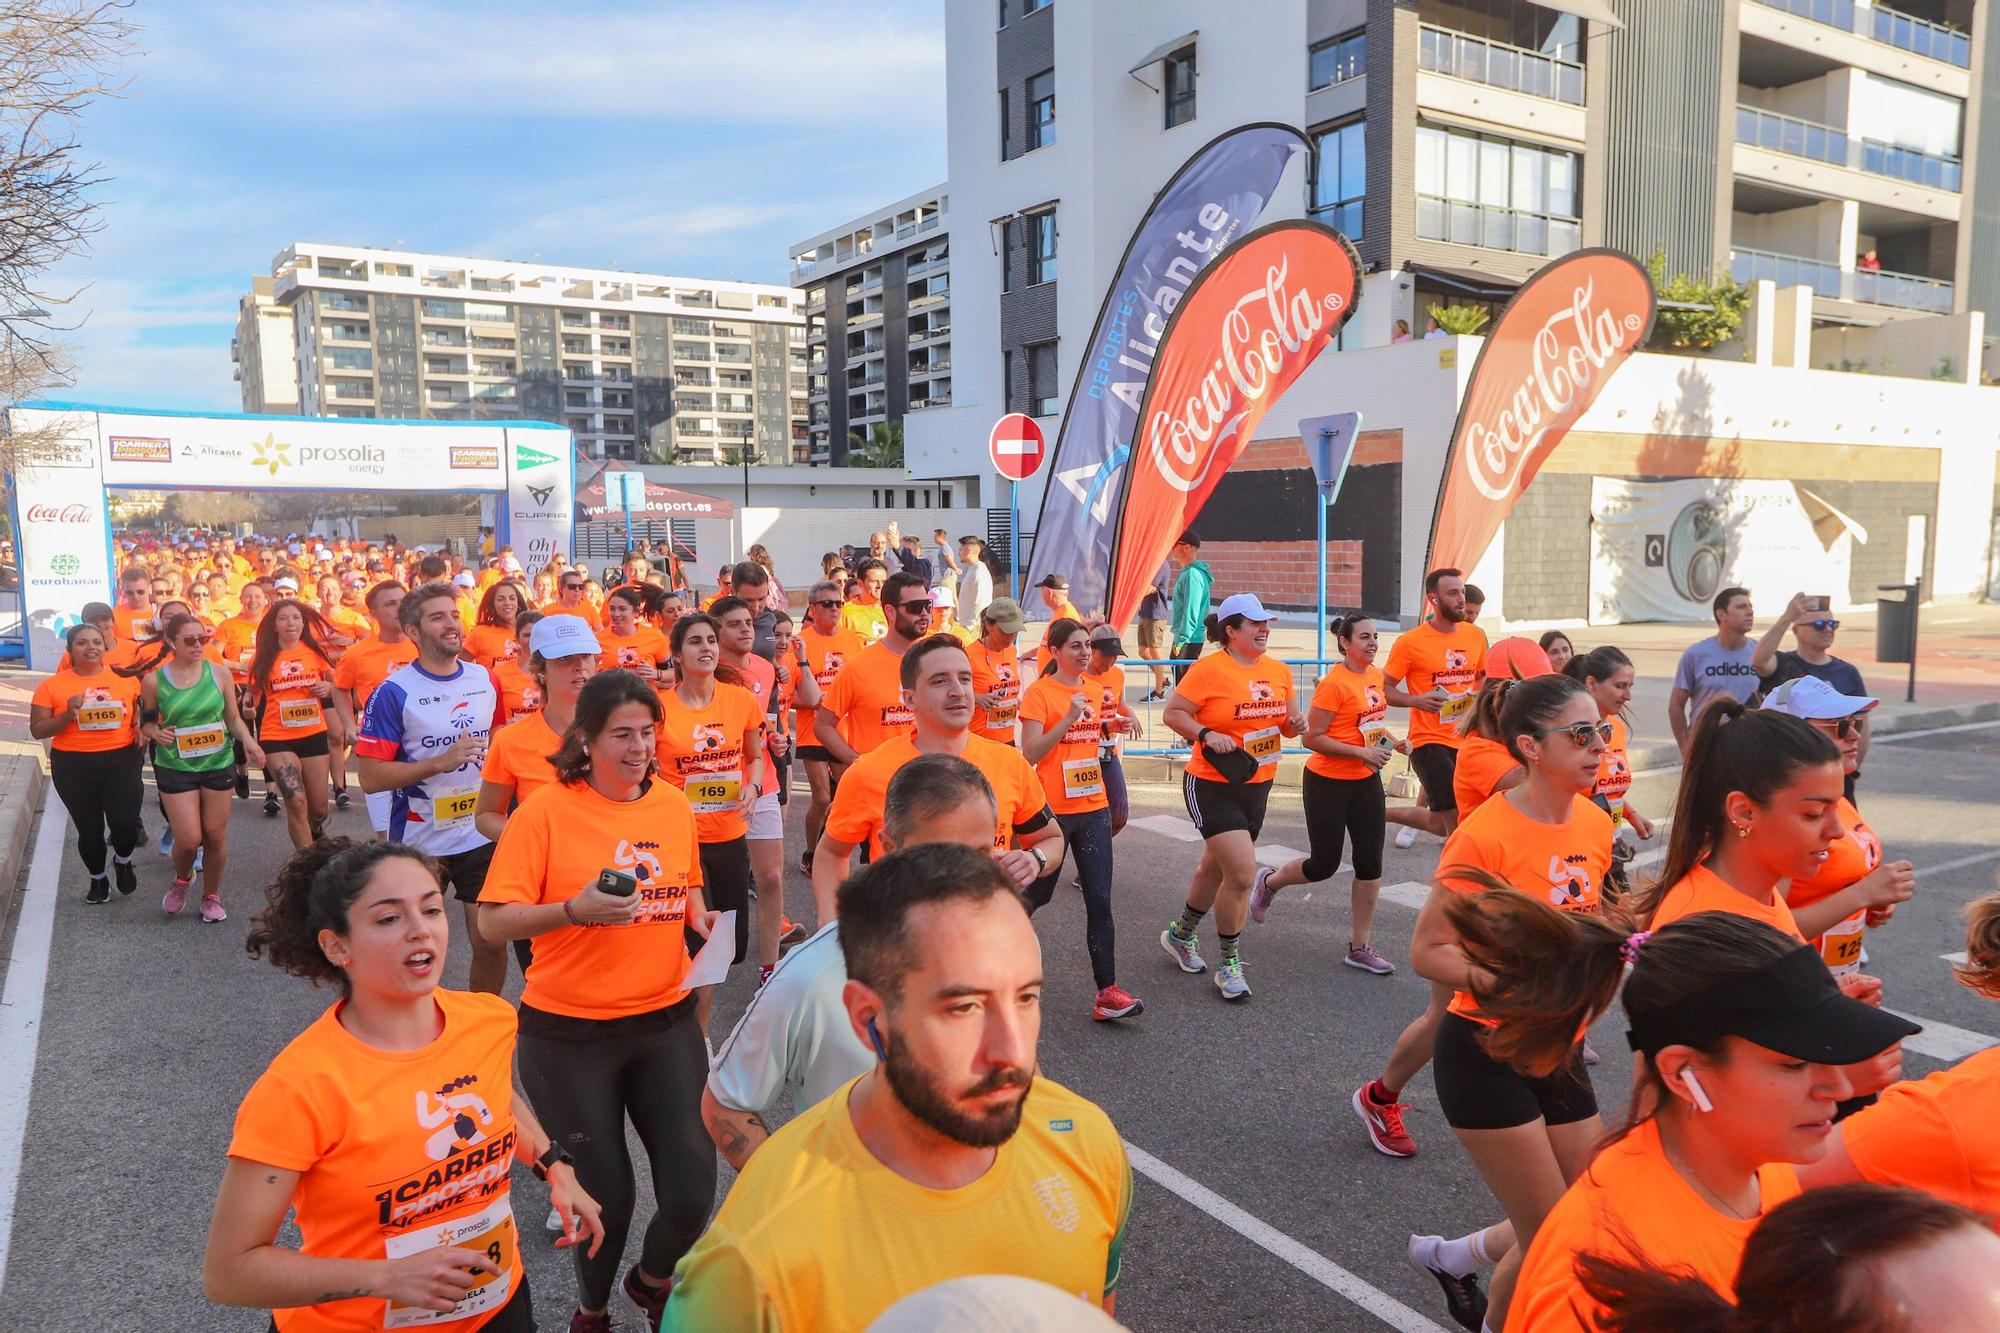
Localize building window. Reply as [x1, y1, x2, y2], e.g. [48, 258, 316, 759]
[1415, 123, 1581, 257]
[999, 87, 1011, 160]
[1027, 69, 1055, 151]
[1028, 341, 1058, 416]
[1308, 29, 1367, 90]
[1003, 349, 1016, 414]
[1164, 46, 1197, 128]
[1001, 0, 1049, 20]
[1029, 210, 1058, 285]
[1309, 119, 1366, 239]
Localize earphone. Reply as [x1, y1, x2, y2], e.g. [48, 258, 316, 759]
[1679, 1068, 1714, 1113]
[866, 1017, 887, 1061]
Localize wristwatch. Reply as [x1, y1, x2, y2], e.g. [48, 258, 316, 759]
[532, 1142, 575, 1181]
[1196, 726, 1214, 745]
[1028, 844, 1050, 873]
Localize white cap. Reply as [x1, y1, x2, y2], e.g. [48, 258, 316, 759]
[274, 575, 300, 593]
[866, 1277, 1128, 1333]
[529, 614, 598, 660]
[500, 554, 523, 573]
[928, 586, 955, 609]
[453, 571, 477, 588]
[1215, 592, 1275, 623]
[1760, 675, 1878, 720]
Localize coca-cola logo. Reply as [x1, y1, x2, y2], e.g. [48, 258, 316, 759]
[1462, 277, 1648, 503]
[1146, 254, 1345, 495]
[25, 503, 91, 524]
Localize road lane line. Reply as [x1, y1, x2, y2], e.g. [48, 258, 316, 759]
[1872, 718, 2000, 744]
[1888, 1009, 1997, 1062]
[0, 800, 66, 1297]
[1914, 848, 2000, 879]
[1380, 882, 1431, 911]
[1130, 814, 1202, 842]
[1943, 951, 1968, 965]
[1123, 1141, 1450, 1332]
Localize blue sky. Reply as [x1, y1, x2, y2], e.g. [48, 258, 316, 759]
[44, 0, 947, 411]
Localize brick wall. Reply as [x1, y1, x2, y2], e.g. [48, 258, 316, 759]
[1502, 472, 1592, 620]
[1180, 540, 1364, 616]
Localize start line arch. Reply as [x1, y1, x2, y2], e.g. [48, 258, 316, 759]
[4, 402, 574, 671]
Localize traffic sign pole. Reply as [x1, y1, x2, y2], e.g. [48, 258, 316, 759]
[1299, 411, 1362, 668]
[987, 413, 1048, 602]
[1010, 482, 1021, 601]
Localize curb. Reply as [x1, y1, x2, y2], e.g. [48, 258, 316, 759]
[0, 740, 49, 928]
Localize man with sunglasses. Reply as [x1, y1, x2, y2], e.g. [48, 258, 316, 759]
[814, 571, 932, 766]
[541, 569, 600, 628]
[795, 580, 864, 876]
[1754, 590, 1871, 800]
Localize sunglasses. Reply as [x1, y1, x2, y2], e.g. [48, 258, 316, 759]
[1535, 720, 1614, 747]
[895, 600, 932, 614]
[812, 599, 842, 609]
[1807, 619, 1840, 632]
[561, 583, 584, 592]
[181, 634, 213, 646]
[1813, 715, 1862, 739]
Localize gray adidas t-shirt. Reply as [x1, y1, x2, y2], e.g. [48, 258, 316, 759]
[1673, 634, 1761, 715]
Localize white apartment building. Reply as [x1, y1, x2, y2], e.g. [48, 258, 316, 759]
[232, 275, 300, 415]
[235, 244, 810, 464]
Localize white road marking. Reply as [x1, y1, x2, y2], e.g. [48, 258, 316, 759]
[1914, 848, 2000, 879]
[1943, 951, 1967, 965]
[1124, 1141, 1450, 1332]
[0, 800, 66, 1297]
[1130, 813, 1202, 842]
[1888, 1009, 1998, 1062]
[1872, 718, 2000, 744]
[1380, 881, 1432, 911]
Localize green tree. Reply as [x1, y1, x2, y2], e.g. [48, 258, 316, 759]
[1645, 248, 1751, 352]
[846, 422, 905, 468]
[1427, 303, 1491, 336]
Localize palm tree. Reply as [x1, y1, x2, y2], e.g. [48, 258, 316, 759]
[847, 422, 905, 468]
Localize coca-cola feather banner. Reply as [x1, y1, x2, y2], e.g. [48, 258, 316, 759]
[1424, 248, 1657, 578]
[1104, 221, 1360, 630]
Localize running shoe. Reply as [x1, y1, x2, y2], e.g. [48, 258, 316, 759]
[334, 788, 350, 810]
[1408, 1234, 1488, 1332]
[1344, 943, 1395, 975]
[1393, 825, 1418, 849]
[194, 847, 204, 873]
[1248, 865, 1278, 924]
[1581, 1040, 1600, 1066]
[565, 1311, 612, 1333]
[85, 876, 110, 906]
[622, 1265, 672, 1328]
[200, 894, 227, 924]
[798, 850, 814, 876]
[156, 825, 173, 856]
[779, 917, 808, 946]
[163, 877, 192, 916]
[1213, 959, 1251, 1000]
[113, 859, 138, 896]
[1353, 1079, 1418, 1157]
[235, 771, 250, 800]
[1092, 984, 1144, 1021]
[263, 791, 280, 817]
[1160, 926, 1206, 974]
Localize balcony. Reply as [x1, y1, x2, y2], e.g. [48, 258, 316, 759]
[908, 288, 949, 310]
[911, 393, 953, 410]
[911, 357, 952, 377]
[1735, 104, 1961, 190]
[848, 309, 884, 328]
[910, 323, 951, 346]
[1748, 0, 1970, 67]
[1418, 24, 1584, 105]
[1730, 245, 1954, 313]
[895, 214, 943, 241]
[1416, 196, 1581, 257]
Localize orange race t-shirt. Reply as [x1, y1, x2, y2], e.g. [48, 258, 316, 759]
[795, 624, 862, 749]
[1511, 1118, 1801, 1333]
[491, 657, 541, 721]
[538, 599, 600, 629]
[31, 668, 141, 753]
[481, 711, 563, 808]
[732, 654, 781, 799]
[1782, 797, 1880, 974]
[1452, 734, 1522, 818]
[1385, 620, 1487, 749]
[481, 777, 702, 1019]
[1591, 715, 1635, 826]
[820, 642, 914, 758]
[1438, 793, 1614, 1022]
[1019, 675, 1108, 815]
[1174, 650, 1295, 785]
[112, 603, 157, 643]
[1304, 664, 1390, 781]
[839, 597, 887, 644]
[966, 639, 1023, 743]
[215, 616, 261, 683]
[56, 636, 146, 675]
[823, 732, 1048, 859]
[1085, 663, 1132, 745]
[654, 683, 764, 842]
[331, 634, 419, 717]
[256, 644, 334, 742]
[318, 606, 373, 657]
[227, 988, 525, 1333]
[595, 623, 669, 674]
[1839, 1045, 2000, 1227]
[463, 623, 522, 669]
[1649, 863, 1805, 941]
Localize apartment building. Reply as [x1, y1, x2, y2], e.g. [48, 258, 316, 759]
[909, 0, 1994, 506]
[232, 276, 300, 415]
[789, 186, 952, 465]
[235, 244, 810, 463]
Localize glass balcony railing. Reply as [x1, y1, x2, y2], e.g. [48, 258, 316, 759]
[1749, 0, 1970, 67]
[1415, 195, 1582, 258]
[1735, 104, 1962, 190]
[1418, 24, 1584, 105]
[1730, 246, 1954, 313]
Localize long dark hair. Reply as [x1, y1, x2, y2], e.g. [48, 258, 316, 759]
[550, 669, 662, 785]
[249, 598, 335, 700]
[1640, 701, 1841, 917]
[246, 838, 441, 994]
[1564, 645, 1634, 722]
[1463, 676, 1517, 742]
[668, 610, 747, 689]
[1496, 673, 1588, 765]
[1039, 617, 1086, 677]
[118, 610, 203, 678]
[476, 577, 526, 628]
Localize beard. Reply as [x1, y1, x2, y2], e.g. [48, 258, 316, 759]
[1433, 601, 1465, 625]
[881, 1032, 1035, 1148]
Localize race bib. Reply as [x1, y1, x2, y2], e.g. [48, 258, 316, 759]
[1439, 692, 1475, 725]
[1606, 794, 1627, 826]
[1819, 913, 1865, 975]
[174, 724, 228, 759]
[432, 788, 479, 826]
[1061, 756, 1104, 800]
[381, 1193, 516, 1328]
[1244, 727, 1282, 765]
[1363, 726, 1394, 750]
[686, 775, 741, 814]
[76, 702, 125, 732]
[278, 697, 321, 729]
[986, 701, 1018, 728]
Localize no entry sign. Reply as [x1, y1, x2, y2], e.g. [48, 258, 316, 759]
[988, 413, 1047, 482]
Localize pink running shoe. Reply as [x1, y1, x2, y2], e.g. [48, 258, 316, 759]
[1248, 865, 1278, 924]
[199, 893, 228, 924]
[163, 877, 192, 916]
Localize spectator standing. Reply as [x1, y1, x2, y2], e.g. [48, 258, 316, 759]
[1754, 590, 1870, 799]
[1167, 531, 1213, 682]
[1136, 562, 1172, 699]
[1667, 585, 1760, 755]
[954, 534, 995, 630]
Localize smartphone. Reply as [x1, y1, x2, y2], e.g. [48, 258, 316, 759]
[596, 868, 638, 898]
[1804, 595, 1830, 613]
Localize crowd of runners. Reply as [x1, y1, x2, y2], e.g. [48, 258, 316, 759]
[22, 523, 2000, 1331]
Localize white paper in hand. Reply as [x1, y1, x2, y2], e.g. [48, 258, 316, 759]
[682, 910, 738, 989]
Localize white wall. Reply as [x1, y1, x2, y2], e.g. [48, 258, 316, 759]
[732, 506, 980, 594]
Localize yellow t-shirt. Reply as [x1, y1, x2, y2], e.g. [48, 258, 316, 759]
[662, 1075, 1131, 1331]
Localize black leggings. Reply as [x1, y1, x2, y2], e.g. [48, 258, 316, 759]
[49, 747, 145, 877]
[1024, 807, 1118, 990]
[695, 836, 752, 966]
[1301, 769, 1387, 881]
[517, 999, 715, 1312]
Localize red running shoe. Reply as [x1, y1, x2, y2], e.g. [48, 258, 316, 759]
[1353, 1078, 1417, 1157]
[1092, 984, 1145, 1021]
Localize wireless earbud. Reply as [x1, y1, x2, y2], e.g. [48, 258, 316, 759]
[866, 1017, 887, 1062]
[1679, 1068, 1714, 1113]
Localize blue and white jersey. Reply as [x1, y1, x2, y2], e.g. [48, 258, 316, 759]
[356, 660, 497, 857]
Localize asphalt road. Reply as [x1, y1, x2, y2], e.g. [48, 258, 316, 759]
[2, 722, 1997, 1332]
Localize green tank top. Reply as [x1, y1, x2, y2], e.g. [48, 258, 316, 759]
[154, 659, 234, 772]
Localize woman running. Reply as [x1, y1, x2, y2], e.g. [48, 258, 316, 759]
[464, 579, 527, 669]
[595, 585, 669, 680]
[1405, 673, 1615, 1328]
[250, 598, 340, 849]
[1562, 646, 1654, 851]
[1019, 618, 1142, 1022]
[1159, 593, 1305, 1001]
[1438, 891, 1916, 1332]
[1083, 624, 1139, 836]
[1537, 630, 1574, 676]
[1450, 638, 1553, 817]
[137, 612, 263, 921]
[475, 614, 599, 844]
[490, 610, 543, 723]
[205, 838, 604, 1332]
[479, 671, 719, 1332]
[1248, 614, 1401, 975]
[30, 622, 146, 903]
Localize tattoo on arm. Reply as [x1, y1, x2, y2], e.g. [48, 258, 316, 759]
[311, 1289, 369, 1303]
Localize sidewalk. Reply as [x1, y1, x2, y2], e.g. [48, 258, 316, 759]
[0, 674, 49, 935]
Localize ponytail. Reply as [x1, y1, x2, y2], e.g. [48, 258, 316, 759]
[1954, 892, 2000, 1000]
[1040, 617, 1086, 677]
[246, 838, 441, 994]
[116, 610, 201, 678]
[1462, 677, 1516, 741]
[1495, 673, 1587, 764]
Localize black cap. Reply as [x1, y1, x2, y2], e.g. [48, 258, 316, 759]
[1089, 625, 1126, 657]
[1626, 942, 1919, 1064]
[1178, 530, 1201, 548]
[1037, 574, 1068, 590]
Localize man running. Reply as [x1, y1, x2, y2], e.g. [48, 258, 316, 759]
[794, 579, 861, 876]
[813, 571, 932, 765]
[1668, 585, 1758, 755]
[330, 580, 418, 841]
[1385, 567, 1486, 849]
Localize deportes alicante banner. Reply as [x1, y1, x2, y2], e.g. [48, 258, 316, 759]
[1424, 248, 1656, 578]
[1025, 123, 1311, 617]
[1103, 221, 1360, 630]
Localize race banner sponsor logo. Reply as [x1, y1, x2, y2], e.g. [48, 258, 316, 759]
[1025, 123, 1310, 617]
[1424, 248, 1656, 578]
[450, 445, 501, 470]
[107, 435, 170, 463]
[1104, 220, 1360, 629]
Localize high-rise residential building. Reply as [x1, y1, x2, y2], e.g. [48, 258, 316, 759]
[908, 0, 1990, 498]
[237, 244, 810, 463]
[231, 276, 300, 415]
[789, 186, 952, 466]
